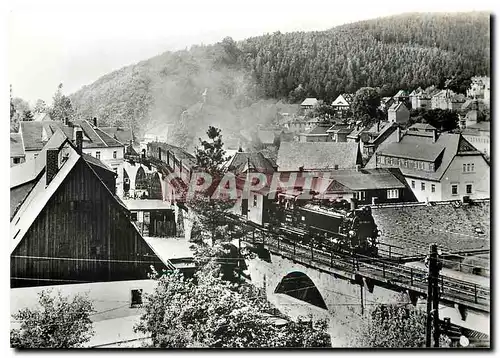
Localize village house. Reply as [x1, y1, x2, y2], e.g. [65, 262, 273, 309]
[326, 124, 353, 142]
[10, 133, 25, 167]
[224, 151, 277, 226]
[467, 76, 490, 102]
[347, 121, 399, 160]
[276, 141, 362, 172]
[379, 97, 395, 112]
[17, 118, 127, 197]
[387, 102, 410, 124]
[392, 90, 410, 107]
[321, 167, 417, 205]
[457, 100, 490, 157]
[300, 97, 318, 112]
[431, 89, 467, 110]
[331, 93, 353, 118]
[10, 129, 166, 288]
[298, 124, 330, 142]
[365, 123, 490, 202]
[408, 87, 432, 110]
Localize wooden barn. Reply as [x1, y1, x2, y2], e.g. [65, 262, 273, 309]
[10, 129, 166, 288]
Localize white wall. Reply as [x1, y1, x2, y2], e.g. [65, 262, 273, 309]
[405, 177, 442, 202]
[440, 155, 490, 201]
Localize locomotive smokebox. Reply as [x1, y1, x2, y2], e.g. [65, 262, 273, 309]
[350, 198, 357, 211]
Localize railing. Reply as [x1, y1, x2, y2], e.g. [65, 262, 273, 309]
[235, 219, 490, 312]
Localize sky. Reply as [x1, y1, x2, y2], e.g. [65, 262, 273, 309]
[7, 0, 494, 105]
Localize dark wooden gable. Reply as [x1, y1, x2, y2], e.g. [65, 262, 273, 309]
[11, 158, 165, 288]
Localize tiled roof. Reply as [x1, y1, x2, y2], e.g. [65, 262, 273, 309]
[301, 98, 318, 106]
[465, 122, 490, 132]
[366, 132, 484, 181]
[326, 168, 407, 191]
[409, 123, 437, 131]
[394, 90, 408, 98]
[226, 152, 276, 174]
[10, 182, 36, 219]
[372, 200, 490, 252]
[147, 142, 196, 168]
[388, 102, 408, 112]
[10, 129, 69, 189]
[99, 127, 134, 145]
[277, 142, 360, 171]
[82, 153, 114, 172]
[20, 120, 124, 151]
[10, 133, 25, 157]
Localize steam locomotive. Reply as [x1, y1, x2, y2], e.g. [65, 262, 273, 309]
[266, 192, 380, 257]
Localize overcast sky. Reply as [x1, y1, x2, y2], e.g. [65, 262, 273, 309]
[8, 0, 493, 105]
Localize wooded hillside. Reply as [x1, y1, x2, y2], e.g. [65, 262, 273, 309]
[69, 12, 490, 149]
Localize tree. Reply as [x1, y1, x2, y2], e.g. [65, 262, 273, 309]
[50, 83, 75, 122]
[23, 110, 34, 121]
[135, 263, 331, 348]
[186, 126, 236, 247]
[11, 290, 94, 348]
[33, 99, 48, 114]
[410, 108, 459, 131]
[351, 87, 381, 125]
[355, 296, 450, 348]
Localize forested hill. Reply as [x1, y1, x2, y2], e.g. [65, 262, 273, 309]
[70, 11, 490, 148]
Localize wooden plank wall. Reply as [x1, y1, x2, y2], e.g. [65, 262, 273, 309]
[11, 159, 165, 288]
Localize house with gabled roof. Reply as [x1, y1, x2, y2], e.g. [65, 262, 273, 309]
[18, 118, 127, 196]
[365, 124, 490, 202]
[298, 124, 331, 142]
[393, 89, 409, 106]
[326, 124, 353, 142]
[322, 167, 417, 205]
[277, 141, 362, 172]
[300, 98, 318, 110]
[409, 87, 432, 110]
[331, 93, 354, 118]
[431, 89, 466, 111]
[10, 129, 166, 288]
[388, 102, 410, 124]
[32, 112, 52, 122]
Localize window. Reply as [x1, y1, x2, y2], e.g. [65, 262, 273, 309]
[463, 164, 466, 172]
[463, 163, 475, 173]
[13, 157, 20, 164]
[387, 189, 399, 199]
[467, 164, 470, 172]
[421, 182, 426, 191]
[356, 191, 366, 201]
[411, 180, 415, 189]
[253, 194, 258, 207]
[34, 153, 38, 159]
[431, 184, 435, 193]
[471, 163, 474, 172]
[113, 168, 118, 174]
[113, 151, 117, 159]
[466, 184, 473, 194]
[131, 212, 138, 221]
[130, 289, 143, 308]
[451, 184, 458, 195]
[96, 151, 101, 160]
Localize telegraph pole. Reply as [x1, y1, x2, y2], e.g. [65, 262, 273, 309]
[425, 243, 441, 347]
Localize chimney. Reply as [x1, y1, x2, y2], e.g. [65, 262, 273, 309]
[376, 120, 380, 133]
[65, 117, 69, 125]
[432, 129, 437, 143]
[141, 149, 146, 159]
[46, 149, 59, 186]
[350, 198, 357, 211]
[158, 147, 162, 161]
[93, 117, 97, 127]
[396, 126, 402, 143]
[76, 130, 83, 154]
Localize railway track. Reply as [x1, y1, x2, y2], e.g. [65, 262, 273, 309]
[231, 216, 490, 312]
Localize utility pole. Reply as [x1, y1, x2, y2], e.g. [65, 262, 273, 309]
[425, 243, 441, 347]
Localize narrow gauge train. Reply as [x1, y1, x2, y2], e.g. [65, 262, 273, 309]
[267, 192, 379, 257]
